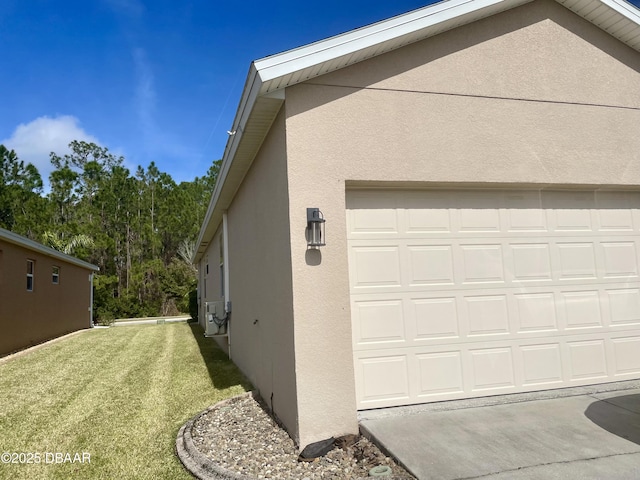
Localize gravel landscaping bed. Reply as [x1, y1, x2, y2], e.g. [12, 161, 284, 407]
[190, 394, 415, 479]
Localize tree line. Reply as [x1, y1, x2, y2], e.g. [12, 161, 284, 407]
[0, 141, 217, 323]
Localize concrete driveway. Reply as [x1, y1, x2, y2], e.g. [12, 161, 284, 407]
[359, 381, 640, 479]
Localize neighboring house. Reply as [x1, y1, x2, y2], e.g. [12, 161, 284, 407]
[0, 228, 99, 356]
[194, 0, 640, 450]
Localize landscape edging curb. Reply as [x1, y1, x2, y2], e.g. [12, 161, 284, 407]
[176, 391, 260, 480]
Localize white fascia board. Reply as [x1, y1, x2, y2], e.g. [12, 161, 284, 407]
[193, 64, 264, 263]
[194, 0, 516, 263]
[0, 228, 100, 272]
[255, 0, 640, 84]
[193, 0, 640, 263]
[253, 0, 528, 83]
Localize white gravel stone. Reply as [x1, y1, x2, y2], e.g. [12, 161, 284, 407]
[190, 395, 414, 480]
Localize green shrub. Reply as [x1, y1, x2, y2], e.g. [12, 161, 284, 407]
[95, 308, 115, 326]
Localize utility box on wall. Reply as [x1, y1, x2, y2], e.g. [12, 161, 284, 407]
[205, 301, 229, 337]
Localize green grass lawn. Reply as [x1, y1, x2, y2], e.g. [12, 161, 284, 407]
[0, 322, 251, 480]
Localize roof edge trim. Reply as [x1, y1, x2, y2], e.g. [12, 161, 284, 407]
[253, 0, 532, 84]
[0, 228, 100, 272]
[193, 64, 263, 263]
[193, 0, 640, 264]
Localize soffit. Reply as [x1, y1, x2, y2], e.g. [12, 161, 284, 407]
[194, 96, 283, 260]
[558, 0, 640, 50]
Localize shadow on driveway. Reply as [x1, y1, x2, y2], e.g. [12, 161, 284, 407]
[361, 388, 640, 480]
[585, 394, 640, 446]
[187, 321, 252, 392]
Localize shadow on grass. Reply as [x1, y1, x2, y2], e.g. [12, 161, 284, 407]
[188, 322, 253, 392]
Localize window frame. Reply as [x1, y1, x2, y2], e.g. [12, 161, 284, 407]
[52, 266, 60, 285]
[27, 259, 34, 291]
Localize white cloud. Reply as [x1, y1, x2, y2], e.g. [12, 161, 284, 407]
[1, 115, 100, 182]
[132, 48, 157, 138]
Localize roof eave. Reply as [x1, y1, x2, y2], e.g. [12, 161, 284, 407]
[558, 0, 640, 50]
[193, 0, 640, 264]
[254, 0, 536, 93]
[0, 228, 100, 272]
[193, 63, 268, 264]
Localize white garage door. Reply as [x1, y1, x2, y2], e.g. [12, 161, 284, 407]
[347, 189, 640, 410]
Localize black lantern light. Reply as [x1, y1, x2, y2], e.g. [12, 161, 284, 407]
[306, 208, 325, 248]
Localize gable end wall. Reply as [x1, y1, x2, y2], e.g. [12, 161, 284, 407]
[283, 0, 640, 448]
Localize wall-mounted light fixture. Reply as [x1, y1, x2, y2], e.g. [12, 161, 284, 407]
[306, 208, 325, 248]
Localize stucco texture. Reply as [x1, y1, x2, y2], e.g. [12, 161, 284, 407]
[283, 0, 640, 447]
[223, 108, 300, 442]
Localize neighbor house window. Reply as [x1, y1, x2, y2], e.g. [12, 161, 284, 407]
[27, 260, 34, 291]
[52, 266, 60, 284]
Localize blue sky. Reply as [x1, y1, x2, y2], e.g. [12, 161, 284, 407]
[2, 0, 639, 187]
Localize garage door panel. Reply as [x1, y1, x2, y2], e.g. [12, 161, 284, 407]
[416, 351, 464, 397]
[505, 191, 547, 232]
[350, 245, 401, 288]
[514, 293, 558, 333]
[596, 191, 640, 232]
[404, 191, 453, 234]
[597, 207, 635, 232]
[457, 193, 501, 233]
[567, 340, 608, 381]
[346, 191, 400, 236]
[607, 288, 640, 326]
[356, 355, 410, 405]
[407, 245, 455, 286]
[601, 242, 638, 278]
[556, 242, 598, 279]
[352, 287, 640, 350]
[469, 347, 515, 392]
[348, 208, 399, 235]
[543, 190, 596, 232]
[460, 244, 505, 283]
[464, 295, 510, 337]
[412, 297, 459, 340]
[562, 290, 604, 330]
[352, 299, 406, 346]
[611, 336, 640, 377]
[510, 243, 553, 281]
[348, 189, 640, 410]
[550, 209, 595, 232]
[354, 334, 639, 406]
[519, 343, 563, 387]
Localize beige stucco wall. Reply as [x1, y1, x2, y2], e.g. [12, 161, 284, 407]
[283, 0, 640, 447]
[0, 240, 92, 356]
[199, 228, 223, 308]
[199, 227, 229, 353]
[225, 107, 300, 441]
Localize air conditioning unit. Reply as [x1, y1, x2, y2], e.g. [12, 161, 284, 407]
[205, 301, 229, 337]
